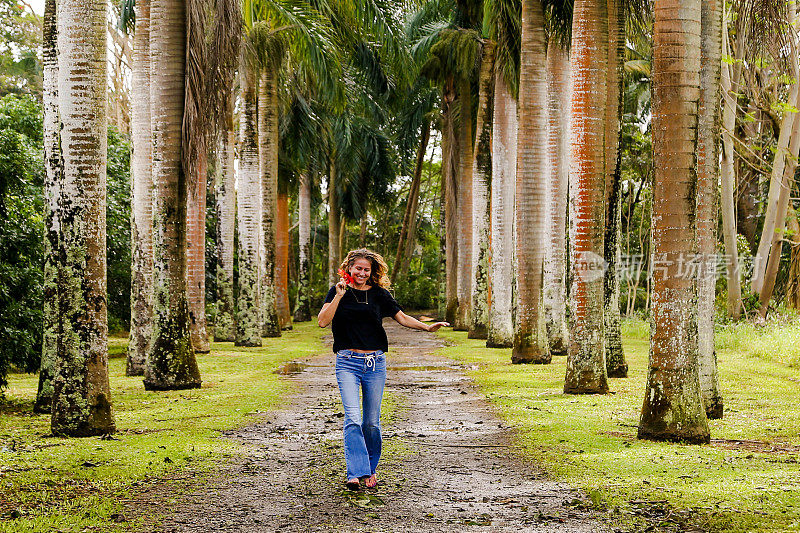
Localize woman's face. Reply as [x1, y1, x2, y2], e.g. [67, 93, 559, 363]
[348, 258, 372, 285]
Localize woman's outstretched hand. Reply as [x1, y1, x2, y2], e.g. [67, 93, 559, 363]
[426, 322, 449, 332]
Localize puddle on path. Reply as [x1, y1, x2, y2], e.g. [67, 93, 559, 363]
[274, 361, 308, 375]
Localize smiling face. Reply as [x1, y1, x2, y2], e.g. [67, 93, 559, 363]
[348, 258, 372, 287]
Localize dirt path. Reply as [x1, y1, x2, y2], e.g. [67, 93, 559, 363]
[145, 323, 606, 532]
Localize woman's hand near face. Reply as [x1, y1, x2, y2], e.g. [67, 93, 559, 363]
[335, 280, 347, 297]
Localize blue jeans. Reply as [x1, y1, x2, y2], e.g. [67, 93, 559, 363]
[335, 350, 386, 480]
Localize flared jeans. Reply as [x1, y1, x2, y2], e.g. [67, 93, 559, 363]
[335, 350, 386, 480]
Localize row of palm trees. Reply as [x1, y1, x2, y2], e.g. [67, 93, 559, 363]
[37, 0, 768, 446]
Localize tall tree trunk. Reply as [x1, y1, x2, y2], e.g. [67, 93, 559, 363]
[187, 151, 210, 352]
[603, 0, 627, 379]
[513, 0, 550, 364]
[392, 121, 430, 284]
[454, 78, 474, 331]
[35, 0, 59, 414]
[294, 173, 312, 321]
[258, 69, 280, 337]
[638, 0, 709, 444]
[442, 81, 459, 323]
[487, 71, 516, 348]
[720, 12, 742, 319]
[469, 40, 496, 340]
[544, 42, 570, 357]
[50, 0, 116, 434]
[214, 106, 236, 341]
[235, 58, 262, 347]
[564, 0, 609, 393]
[752, 6, 800, 295]
[276, 187, 291, 329]
[146, 0, 202, 389]
[787, 209, 800, 309]
[328, 161, 341, 285]
[698, 0, 723, 419]
[126, 0, 153, 375]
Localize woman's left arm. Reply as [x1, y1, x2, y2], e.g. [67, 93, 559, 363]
[392, 311, 449, 332]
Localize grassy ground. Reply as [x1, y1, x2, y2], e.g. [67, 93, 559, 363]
[0, 323, 328, 532]
[435, 319, 800, 532]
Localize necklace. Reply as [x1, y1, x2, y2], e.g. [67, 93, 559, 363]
[349, 286, 369, 304]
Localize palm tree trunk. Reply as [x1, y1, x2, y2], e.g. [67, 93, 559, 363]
[455, 78, 474, 331]
[392, 121, 429, 284]
[50, 0, 116, 434]
[752, 5, 800, 295]
[720, 12, 742, 319]
[328, 161, 341, 285]
[187, 151, 210, 352]
[35, 0, 59, 414]
[564, 0, 609, 393]
[787, 209, 800, 309]
[469, 40, 496, 341]
[235, 57, 262, 347]
[513, 0, 550, 364]
[603, 0, 626, 379]
[294, 173, 312, 321]
[544, 42, 570, 357]
[487, 70, 516, 348]
[214, 106, 236, 341]
[126, 0, 153, 375]
[638, 0, 709, 444]
[442, 81, 459, 323]
[697, 0, 723, 419]
[258, 68, 280, 337]
[276, 188, 291, 329]
[146, 0, 202, 389]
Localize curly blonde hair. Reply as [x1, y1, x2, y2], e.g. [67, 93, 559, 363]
[339, 249, 391, 289]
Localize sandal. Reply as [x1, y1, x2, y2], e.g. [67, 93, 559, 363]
[345, 478, 361, 491]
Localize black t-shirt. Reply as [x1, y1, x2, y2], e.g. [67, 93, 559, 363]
[324, 285, 403, 353]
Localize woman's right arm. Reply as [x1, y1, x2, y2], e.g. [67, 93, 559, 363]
[318, 282, 346, 327]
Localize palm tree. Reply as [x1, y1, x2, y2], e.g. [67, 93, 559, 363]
[697, 0, 723, 419]
[276, 186, 292, 329]
[294, 171, 313, 321]
[145, 0, 202, 388]
[603, 0, 626, 379]
[468, 39, 496, 340]
[50, 0, 116, 435]
[564, 0, 608, 392]
[186, 151, 211, 352]
[127, 0, 154, 374]
[513, 0, 550, 364]
[543, 40, 569, 357]
[236, 52, 263, 348]
[485, 0, 519, 349]
[258, 59, 281, 338]
[35, 0, 58, 414]
[638, 0, 709, 444]
[214, 94, 237, 342]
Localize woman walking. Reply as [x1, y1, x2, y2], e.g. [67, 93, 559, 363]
[318, 249, 448, 490]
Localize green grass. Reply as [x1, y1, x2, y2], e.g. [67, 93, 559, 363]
[435, 319, 800, 532]
[0, 323, 328, 532]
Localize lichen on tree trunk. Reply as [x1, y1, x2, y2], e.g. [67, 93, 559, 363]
[145, 0, 202, 390]
[214, 121, 236, 341]
[235, 58, 262, 348]
[294, 173, 312, 322]
[50, 0, 116, 435]
[513, 0, 550, 364]
[487, 70, 516, 349]
[258, 68, 280, 338]
[469, 41, 496, 341]
[36, 0, 59, 414]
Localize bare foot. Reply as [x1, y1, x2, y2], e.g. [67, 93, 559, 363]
[345, 478, 360, 491]
[365, 474, 377, 489]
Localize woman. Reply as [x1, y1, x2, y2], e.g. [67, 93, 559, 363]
[318, 249, 448, 491]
